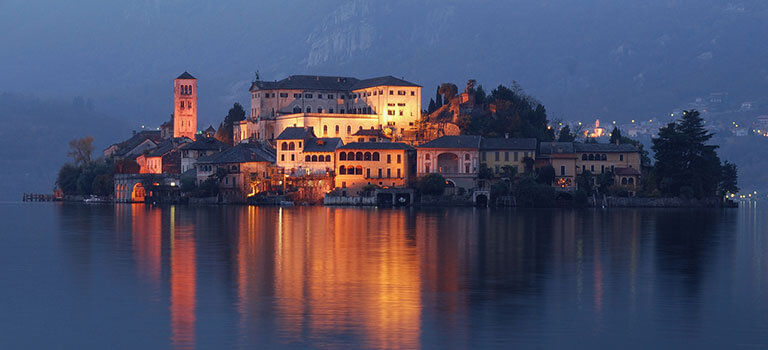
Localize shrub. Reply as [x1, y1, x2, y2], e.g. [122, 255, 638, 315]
[417, 173, 447, 196]
[515, 177, 555, 207]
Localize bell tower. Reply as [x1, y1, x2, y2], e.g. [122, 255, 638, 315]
[173, 71, 198, 139]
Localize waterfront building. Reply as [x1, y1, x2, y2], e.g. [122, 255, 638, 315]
[416, 135, 482, 190]
[137, 138, 191, 174]
[538, 141, 642, 194]
[103, 130, 162, 159]
[234, 75, 421, 144]
[275, 127, 343, 177]
[334, 142, 414, 194]
[195, 142, 276, 200]
[479, 137, 538, 176]
[179, 135, 229, 173]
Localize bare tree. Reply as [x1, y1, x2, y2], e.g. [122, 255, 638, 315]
[67, 136, 94, 167]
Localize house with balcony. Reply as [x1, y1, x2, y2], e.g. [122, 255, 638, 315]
[416, 135, 482, 190]
[195, 141, 276, 200]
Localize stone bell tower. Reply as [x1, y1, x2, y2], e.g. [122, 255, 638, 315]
[173, 71, 198, 139]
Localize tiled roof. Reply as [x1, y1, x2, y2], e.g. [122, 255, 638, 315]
[198, 142, 275, 164]
[338, 142, 414, 150]
[250, 75, 420, 92]
[480, 137, 538, 150]
[146, 139, 178, 157]
[113, 130, 162, 157]
[539, 142, 575, 155]
[418, 135, 482, 149]
[177, 71, 196, 80]
[276, 126, 316, 140]
[181, 137, 228, 151]
[352, 129, 390, 137]
[204, 125, 216, 133]
[304, 138, 343, 152]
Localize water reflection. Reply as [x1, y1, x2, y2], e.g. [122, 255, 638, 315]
[47, 204, 768, 349]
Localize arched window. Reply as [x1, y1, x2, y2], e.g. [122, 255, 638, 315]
[601, 154, 607, 161]
[323, 125, 328, 135]
[372, 152, 380, 161]
[364, 152, 372, 161]
[347, 126, 352, 134]
[628, 178, 634, 185]
[594, 154, 600, 160]
[339, 152, 347, 161]
[347, 151, 354, 160]
[621, 178, 628, 185]
[325, 155, 332, 162]
[318, 107, 323, 113]
[335, 125, 340, 134]
[339, 165, 346, 175]
[288, 142, 295, 150]
[306, 106, 312, 113]
[305, 155, 311, 162]
[281, 142, 288, 150]
[355, 166, 363, 175]
[464, 154, 470, 160]
[355, 152, 363, 161]
[311, 155, 318, 162]
[588, 154, 594, 161]
[293, 106, 301, 113]
[425, 154, 431, 160]
[582, 154, 588, 160]
[359, 126, 363, 131]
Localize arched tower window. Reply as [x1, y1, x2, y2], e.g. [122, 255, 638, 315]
[288, 142, 295, 150]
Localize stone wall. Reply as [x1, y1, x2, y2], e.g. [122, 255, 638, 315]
[324, 195, 377, 206]
[593, 196, 725, 208]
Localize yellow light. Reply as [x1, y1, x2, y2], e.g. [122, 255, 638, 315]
[631, 120, 635, 123]
[170, 182, 176, 187]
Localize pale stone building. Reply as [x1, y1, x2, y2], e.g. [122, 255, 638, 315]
[274, 126, 343, 177]
[334, 142, 415, 194]
[173, 72, 198, 139]
[234, 75, 421, 144]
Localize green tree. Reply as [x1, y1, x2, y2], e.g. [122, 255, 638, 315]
[478, 163, 494, 179]
[438, 83, 459, 102]
[67, 136, 94, 167]
[537, 165, 556, 185]
[435, 86, 443, 109]
[427, 98, 436, 114]
[56, 164, 81, 195]
[558, 125, 575, 142]
[515, 177, 556, 207]
[596, 171, 615, 195]
[652, 110, 722, 197]
[474, 85, 487, 105]
[417, 173, 447, 196]
[719, 161, 739, 195]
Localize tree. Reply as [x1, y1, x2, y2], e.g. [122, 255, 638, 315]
[558, 125, 575, 142]
[478, 163, 494, 179]
[435, 86, 443, 109]
[652, 110, 722, 197]
[537, 165, 556, 185]
[67, 136, 94, 167]
[474, 85, 487, 105]
[609, 126, 623, 144]
[576, 170, 594, 193]
[719, 161, 739, 195]
[522, 156, 535, 173]
[427, 98, 436, 114]
[417, 173, 447, 196]
[216, 103, 247, 145]
[515, 177, 555, 207]
[596, 171, 615, 195]
[56, 163, 81, 195]
[439, 83, 458, 102]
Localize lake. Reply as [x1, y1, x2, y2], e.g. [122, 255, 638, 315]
[0, 202, 766, 349]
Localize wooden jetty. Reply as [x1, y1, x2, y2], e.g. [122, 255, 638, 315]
[22, 193, 58, 202]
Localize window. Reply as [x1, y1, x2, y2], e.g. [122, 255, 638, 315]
[335, 125, 340, 134]
[482, 152, 486, 161]
[425, 164, 431, 173]
[620, 154, 624, 161]
[389, 90, 394, 95]
[397, 103, 406, 107]
[180, 101, 184, 109]
[372, 152, 380, 161]
[387, 168, 391, 178]
[311, 155, 318, 162]
[340, 95, 346, 100]
[288, 142, 295, 150]
[560, 166, 566, 176]
[582, 154, 588, 160]
[306, 107, 312, 113]
[340, 108, 345, 114]
[366, 168, 370, 178]
[591, 165, 595, 172]
[294, 93, 301, 98]
[373, 91, 377, 96]
[290, 154, 295, 161]
[588, 154, 594, 161]
[293, 106, 301, 113]
[329, 108, 334, 113]
[356, 152, 363, 161]
[305, 155, 311, 162]
[387, 154, 391, 164]
[505, 152, 509, 161]
[398, 90, 405, 95]
[495, 152, 500, 161]
[340, 152, 347, 161]
[339, 166, 346, 175]
[378, 168, 382, 178]
[364, 152, 372, 161]
[281, 142, 288, 150]
[347, 151, 354, 160]
[397, 168, 401, 178]
[280, 93, 288, 98]
[411, 91, 415, 96]
[326, 155, 331, 162]
[304, 93, 313, 98]
[601, 165, 605, 173]
[263, 93, 270, 99]
[281, 154, 285, 161]
[323, 125, 328, 135]
[347, 126, 351, 134]
[464, 154, 470, 161]
[318, 94, 323, 99]
[601, 154, 607, 161]
[299, 141, 302, 148]
[318, 107, 323, 113]
[425, 154, 431, 160]
[397, 155, 402, 164]
[466, 164, 471, 173]
[328, 94, 334, 99]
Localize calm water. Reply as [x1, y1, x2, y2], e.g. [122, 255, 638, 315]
[1, 202, 767, 349]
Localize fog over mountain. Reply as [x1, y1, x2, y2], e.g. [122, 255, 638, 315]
[2, 0, 768, 197]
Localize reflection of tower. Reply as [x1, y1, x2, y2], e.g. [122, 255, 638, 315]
[174, 72, 198, 139]
[170, 207, 196, 349]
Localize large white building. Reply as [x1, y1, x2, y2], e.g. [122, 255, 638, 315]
[235, 75, 422, 144]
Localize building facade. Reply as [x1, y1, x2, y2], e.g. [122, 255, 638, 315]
[335, 142, 414, 194]
[538, 142, 642, 193]
[416, 135, 482, 189]
[234, 75, 421, 144]
[274, 126, 343, 177]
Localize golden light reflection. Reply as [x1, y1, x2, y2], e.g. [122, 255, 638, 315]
[170, 206, 196, 350]
[130, 204, 162, 294]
